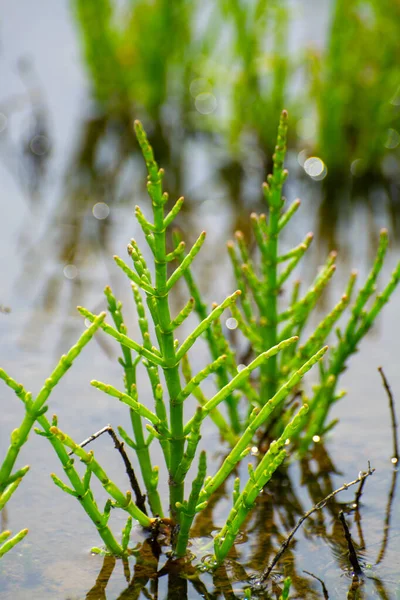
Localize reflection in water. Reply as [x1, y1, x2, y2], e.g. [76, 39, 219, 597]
[79, 443, 395, 599]
[0, 58, 51, 203]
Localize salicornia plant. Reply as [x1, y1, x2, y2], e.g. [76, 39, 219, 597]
[177, 110, 400, 448]
[2, 111, 398, 566]
[25, 120, 326, 560]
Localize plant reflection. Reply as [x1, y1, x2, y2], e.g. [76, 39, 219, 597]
[82, 442, 395, 599]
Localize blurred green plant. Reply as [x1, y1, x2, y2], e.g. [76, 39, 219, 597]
[72, 0, 400, 183]
[213, 0, 293, 159]
[73, 0, 193, 119]
[308, 0, 400, 177]
[178, 110, 400, 447]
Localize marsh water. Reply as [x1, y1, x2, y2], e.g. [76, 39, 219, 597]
[1, 1, 400, 598]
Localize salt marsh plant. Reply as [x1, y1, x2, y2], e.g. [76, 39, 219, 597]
[1, 112, 399, 566]
[0, 118, 327, 561]
[43, 120, 326, 560]
[177, 110, 400, 447]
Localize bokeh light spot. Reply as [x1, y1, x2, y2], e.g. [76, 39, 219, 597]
[93, 202, 110, 220]
[30, 135, 50, 156]
[385, 128, 400, 149]
[304, 156, 327, 180]
[226, 317, 238, 330]
[63, 264, 78, 279]
[195, 93, 217, 115]
[297, 149, 309, 167]
[350, 158, 365, 177]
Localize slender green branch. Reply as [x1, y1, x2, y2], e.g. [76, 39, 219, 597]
[0, 314, 106, 492]
[176, 291, 241, 361]
[175, 451, 207, 557]
[0, 528, 28, 559]
[166, 232, 206, 291]
[78, 307, 164, 366]
[199, 346, 327, 502]
[49, 426, 154, 528]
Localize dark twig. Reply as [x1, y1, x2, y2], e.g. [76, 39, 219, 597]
[71, 425, 147, 515]
[303, 570, 329, 599]
[260, 465, 374, 581]
[353, 474, 367, 510]
[378, 366, 399, 463]
[351, 471, 368, 551]
[339, 511, 362, 576]
[106, 427, 147, 514]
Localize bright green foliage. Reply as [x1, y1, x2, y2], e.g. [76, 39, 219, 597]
[0, 475, 29, 558]
[2, 111, 396, 565]
[0, 315, 119, 557]
[309, 0, 400, 174]
[48, 120, 325, 560]
[0, 528, 28, 559]
[180, 111, 400, 446]
[279, 577, 292, 600]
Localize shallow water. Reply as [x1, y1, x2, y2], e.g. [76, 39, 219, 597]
[1, 1, 400, 598]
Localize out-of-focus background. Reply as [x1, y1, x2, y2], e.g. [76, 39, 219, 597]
[1, 1, 400, 598]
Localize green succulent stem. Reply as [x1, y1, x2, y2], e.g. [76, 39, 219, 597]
[49, 425, 153, 528]
[0, 528, 29, 559]
[260, 110, 288, 404]
[0, 314, 106, 493]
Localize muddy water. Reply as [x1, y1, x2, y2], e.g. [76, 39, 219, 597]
[1, 1, 400, 598]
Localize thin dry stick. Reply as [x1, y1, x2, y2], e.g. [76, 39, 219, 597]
[107, 427, 147, 515]
[260, 465, 374, 580]
[353, 475, 367, 510]
[71, 425, 147, 515]
[378, 366, 399, 463]
[339, 511, 362, 576]
[303, 570, 329, 599]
